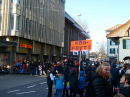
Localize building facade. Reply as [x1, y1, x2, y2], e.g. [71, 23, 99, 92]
[63, 12, 90, 60]
[107, 20, 130, 62]
[0, 0, 65, 67]
[106, 24, 122, 62]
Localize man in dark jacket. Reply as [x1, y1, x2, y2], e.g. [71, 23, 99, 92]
[30, 61, 35, 75]
[110, 63, 119, 88]
[62, 62, 70, 97]
[68, 68, 78, 97]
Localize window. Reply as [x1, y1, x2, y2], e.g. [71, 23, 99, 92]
[0, 0, 3, 4]
[10, 14, 14, 30]
[29, 20, 31, 35]
[127, 40, 130, 49]
[110, 48, 115, 54]
[16, 15, 20, 31]
[11, 0, 20, 3]
[110, 40, 116, 46]
[0, 16, 1, 30]
[117, 48, 118, 54]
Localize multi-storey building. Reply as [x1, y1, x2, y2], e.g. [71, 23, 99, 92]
[63, 12, 90, 60]
[0, 0, 65, 67]
[107, 20, 130, 62]
[106, 24, 122, 62]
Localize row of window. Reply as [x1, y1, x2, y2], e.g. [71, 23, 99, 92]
[110, 48, 118, 54]
[0, 0, 20, 4]
[123, 39, 130, 49]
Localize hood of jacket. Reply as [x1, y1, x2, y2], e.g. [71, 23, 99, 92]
[86, 65, 92, 71]
[111, 64, 116, 68]
[80, 71, 84, 77]
[70, 70, 76, 75]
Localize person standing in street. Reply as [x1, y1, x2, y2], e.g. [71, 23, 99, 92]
[38, 62, 42, 76]
[46, 67, 54, 97]
[30, 61, 35, 75]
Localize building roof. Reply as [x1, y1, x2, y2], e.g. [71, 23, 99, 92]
[107, 19, 130, 42]
[106, 24, 123, 32]
[65, 12, 90, 38]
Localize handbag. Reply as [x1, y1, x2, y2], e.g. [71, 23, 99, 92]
[66, 82, 70, 90]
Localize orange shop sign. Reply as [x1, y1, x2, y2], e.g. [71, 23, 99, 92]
[70, 40, 92, 52]
[20, 44, 33, 49]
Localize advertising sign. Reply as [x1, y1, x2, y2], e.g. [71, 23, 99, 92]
[82, 50, 88, 55]
[70, 40, 92, 52]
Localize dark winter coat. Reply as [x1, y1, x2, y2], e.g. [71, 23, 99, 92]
[92, 73, 113, 97]
[120, 86, 130, 97]
[30, 63, 35, 69]
[78, 71, 86, 89]
[85, 65, 94, 82]
[63, 64, 70, 82]
[68, 70, 78, 88]
[110, 64, 119, 80]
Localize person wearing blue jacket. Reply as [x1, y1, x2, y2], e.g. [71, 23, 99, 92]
[54, 74, 65, 97]
[78, 71, 86, 97]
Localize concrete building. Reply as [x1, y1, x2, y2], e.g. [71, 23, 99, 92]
[63, 12, 90, 60]
[0, 0, 65, 67]
[107, 20, 130, 62]
[106, 24, 122, 62]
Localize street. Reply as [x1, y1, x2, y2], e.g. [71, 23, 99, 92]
[0, 74, 57, 97]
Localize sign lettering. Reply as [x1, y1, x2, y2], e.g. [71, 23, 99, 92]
[70, 40, 92, 52]
[20, 44, 32, 49]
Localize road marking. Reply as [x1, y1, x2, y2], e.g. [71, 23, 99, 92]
[27, 85, 36, 88]
[16, 91, 36, 94]
[7, 89, 20, 93]
[40, 82, 46, 84]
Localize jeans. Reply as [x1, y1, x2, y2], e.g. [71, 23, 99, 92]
[35, 67, 37, 75]
[57, 89, 62, 97]
[48, 84, 52, 97]
[70, 87, 77, 97]
[31, 68, 34, 75]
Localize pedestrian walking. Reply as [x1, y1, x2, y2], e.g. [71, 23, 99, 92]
[30, 61, 35, 75]
[78, 71, 86, 97]
[46, 67, 54, 97]
[68, 68, 78, 97]
[54, 73, 65, 97]
[38, 62, 42, 76]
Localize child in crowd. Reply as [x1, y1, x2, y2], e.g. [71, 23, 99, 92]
[78, 71, 86, 97]
[38, 62, 42, 76]
[54, 73, 65, 97]
[68, 68, 78, 97]
[120, 73, 130, 97]
[46, 67, 54, 97]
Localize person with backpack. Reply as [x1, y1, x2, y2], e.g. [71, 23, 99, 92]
[46, 67, 54, 97]
[78, 71, 86, 97]
[68, 68, 78, 97]
[87, 62, 113, 97]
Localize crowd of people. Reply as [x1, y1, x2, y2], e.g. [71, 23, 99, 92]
[14, 59, 130, 97]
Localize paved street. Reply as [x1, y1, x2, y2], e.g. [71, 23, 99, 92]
[0, 74, 57, 97]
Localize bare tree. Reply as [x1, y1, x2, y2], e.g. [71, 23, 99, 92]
[74, 17, 89, 33]
[97, 40, 107, 60]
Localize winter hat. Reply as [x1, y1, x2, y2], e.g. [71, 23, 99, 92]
[73, 68, 77, 73]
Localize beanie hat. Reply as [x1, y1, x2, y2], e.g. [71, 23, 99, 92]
[73, 68, 77, 73]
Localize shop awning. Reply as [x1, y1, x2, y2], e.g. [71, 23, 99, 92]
[0, 39, 17, 46]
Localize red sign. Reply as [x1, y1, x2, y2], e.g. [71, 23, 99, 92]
[20, 44, 32, 49]
[70, 40, 92, 52]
